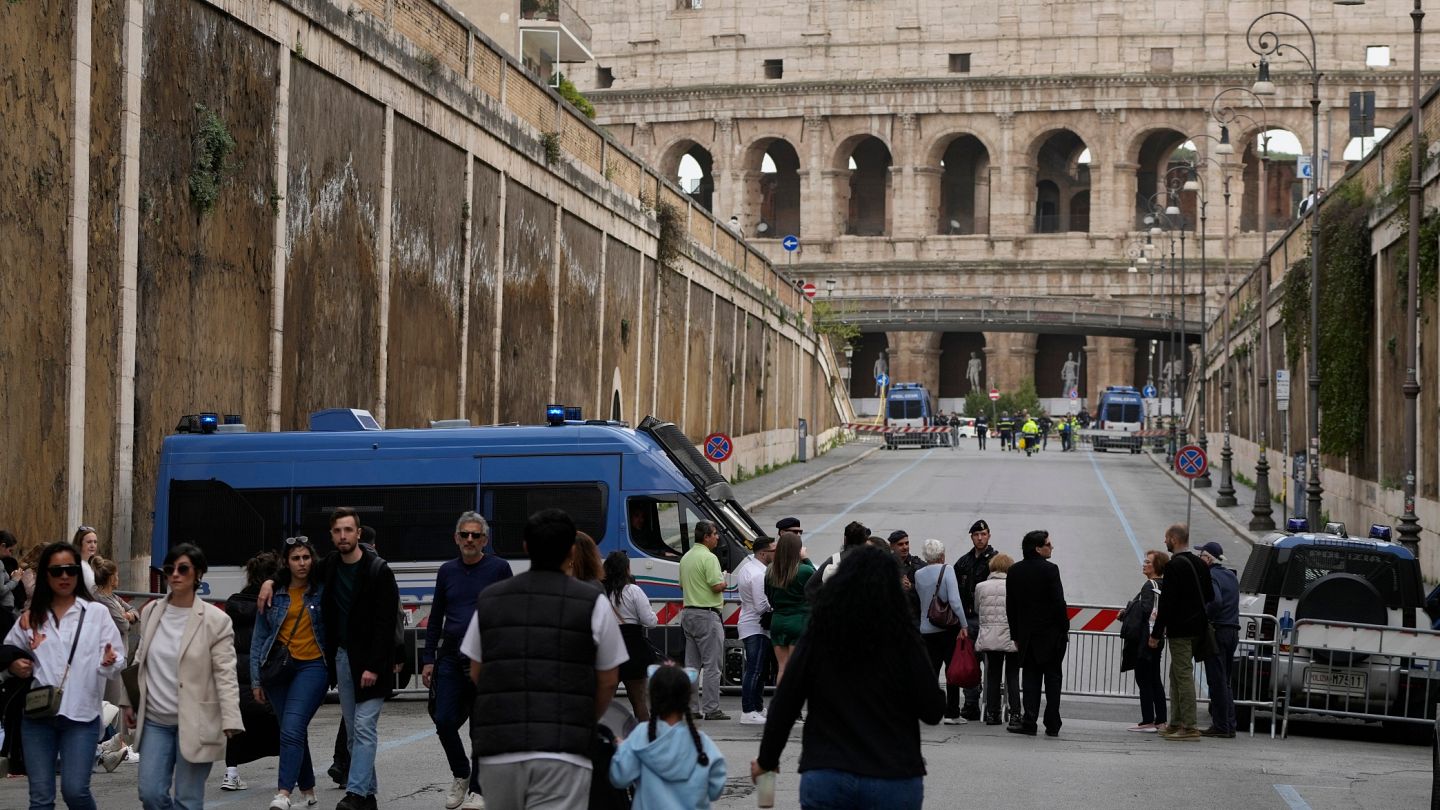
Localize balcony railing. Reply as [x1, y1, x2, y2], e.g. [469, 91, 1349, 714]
[520, 0, 592, 53]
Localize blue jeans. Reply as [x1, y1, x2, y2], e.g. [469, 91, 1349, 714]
[799, 769, 923, 810]
[741, 634, 772, 713]
[138, 720, 213, 810]
[265, 657, 326, 792]
[20, 713, 101, 810]
[431, 652, 480, 793]
[336, 648, 384, 797]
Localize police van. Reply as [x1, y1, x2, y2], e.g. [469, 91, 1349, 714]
[151, 409, 762, 603]
[1092, 386, 1145, 453]
[883, 383, 938, 448]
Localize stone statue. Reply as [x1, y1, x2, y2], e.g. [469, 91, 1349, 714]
[1160, 359, 1176, 397]
[873, 351, 889, 396]
[966, 352, 983, 393]
[1060, 352, 1080, 395]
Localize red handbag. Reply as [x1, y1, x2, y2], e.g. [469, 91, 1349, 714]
[947, 633, 981, 689]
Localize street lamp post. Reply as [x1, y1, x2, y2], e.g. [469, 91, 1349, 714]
[1215, 85, 1276, 529]
[1248, 10, 1324, 529]
[1172, 145, 1224, 488]
[1217, 175, 1239, 506]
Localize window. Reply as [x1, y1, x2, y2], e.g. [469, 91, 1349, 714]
[1366, 46, 1390, 67]
[483, 484, 609, 559]
[887, 398, 923, 420]
[1150, 48, 1173, 73]
[763, 59, 783, 80]
[676, 0, 702, 8]
[596, 66, 614, 89]
[627, 495, 706, 560]
[948, 53, 971, 73]
[1105, 403, 1142, 424]
[295, 485, 478, 562]
[1279, 547, 1408, 607]
[167, 481, 287, 567]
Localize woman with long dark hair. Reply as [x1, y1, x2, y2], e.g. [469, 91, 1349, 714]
[252, 539, 326, 809]
[72, 526, 100, 594]
[3, 541, 126, 810]
[751, 546, 944, 810]
[603, 551, 657, 721]
[763, 533, 814, 683]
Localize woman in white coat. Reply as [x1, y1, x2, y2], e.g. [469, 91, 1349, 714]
[973, 553, 1021, 728]
[125, 543, 244, 810]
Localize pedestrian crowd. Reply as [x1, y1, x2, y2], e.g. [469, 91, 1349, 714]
[0, 509, 1243, 810]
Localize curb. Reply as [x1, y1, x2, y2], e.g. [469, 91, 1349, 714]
[1143, 450, 1265, 548]
[745, 446, 883, 510]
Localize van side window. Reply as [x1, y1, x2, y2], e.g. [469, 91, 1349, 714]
[296, 485, 478, 562]
[483, 484, 609, 560]
[168, 481, 287, 567]
[627, 496, 704, 560]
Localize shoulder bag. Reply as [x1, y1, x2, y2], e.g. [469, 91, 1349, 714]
[927, 567, 963, 629]
[1184, 555, 1219, 661]
[24, 606, 86, 719]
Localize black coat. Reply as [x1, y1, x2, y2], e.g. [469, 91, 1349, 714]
[1119, 579, 1162, 672]
[1005, 552, 1069, 666]
[0, 643, 33, 775]
[1152, 551, 1213, 641]
[320, 548, 400, 702]
[223, 588, 280, 765]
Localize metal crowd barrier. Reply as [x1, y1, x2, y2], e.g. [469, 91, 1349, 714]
[1278, 619, 1440, 739]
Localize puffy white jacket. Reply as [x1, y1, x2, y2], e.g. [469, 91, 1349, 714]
[973, 573, 1017, 653]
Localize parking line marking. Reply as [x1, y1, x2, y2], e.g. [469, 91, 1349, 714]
[807, 448, 936, 536]
[1274, 785, 1313, 810]
[1087, 451, 1146, 564]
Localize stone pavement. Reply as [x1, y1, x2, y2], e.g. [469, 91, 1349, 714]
[731, 440, 879, 513]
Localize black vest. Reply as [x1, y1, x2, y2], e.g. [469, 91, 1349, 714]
[471, 570, 600, 757]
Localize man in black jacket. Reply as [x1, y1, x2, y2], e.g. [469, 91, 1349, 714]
[1005, 529, 1068, 736]
[954, 519, 997, 720]
[1148, 524, 1213, 741]
[465, 508, 625, 810]
[321, 508, 400, 810]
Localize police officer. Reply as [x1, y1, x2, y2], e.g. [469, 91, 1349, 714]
[947, 413, 961, 451]
[997, 412, 1013, 451]
[974, 412, 988, 450]
[1020, 415, 1039, 457]
[953, 519, 998, 721]
[1037, 415, 1052, 451]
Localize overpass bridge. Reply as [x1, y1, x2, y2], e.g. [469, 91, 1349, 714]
[835, 294, 1204, 338]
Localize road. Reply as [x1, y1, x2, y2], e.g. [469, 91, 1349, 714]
[2, 445, 1430, 809]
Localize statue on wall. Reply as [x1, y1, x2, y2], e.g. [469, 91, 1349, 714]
[873, 351, 889, 396]
[1160, 359, 1177, 397]
[966, 352, 983, 393]
[1060, 352, 1080, 395]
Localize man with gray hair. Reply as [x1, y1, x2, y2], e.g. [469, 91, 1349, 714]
[680, 519, 728, 719]
[422, 512, 513, 809]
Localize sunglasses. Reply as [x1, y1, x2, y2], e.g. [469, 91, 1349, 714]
[162, 562, 194, 577]
[77, 525, 95, 534]
[457, 531, 487, 540]
[284, 535, 310, 546]
[647, 663, 699, 684]
[47, 564, 82, 578]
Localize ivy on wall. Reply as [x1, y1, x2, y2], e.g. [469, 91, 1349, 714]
[1315, 182, 1374, 457]
[1280, 256, 1309, 371]
[654, 199, 685, 272]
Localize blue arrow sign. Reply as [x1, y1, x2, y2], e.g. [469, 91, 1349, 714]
[876, 373, 889, 386]
[1143, 384, 1157, 398]
[781, 235, 800, 252]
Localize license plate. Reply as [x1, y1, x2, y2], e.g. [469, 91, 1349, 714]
[1305, 667, 1367, 693]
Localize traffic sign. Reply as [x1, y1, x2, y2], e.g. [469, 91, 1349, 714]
[802, 282, 816, 299]
[876, 373, 889, 387]
[988, 388, 1000, 402]
[703, 432, 733, 463]
[1298, 154, 1313, 179]
[1276, 369, 1291, 412]
[781, 235, 800, 252]
[1067, 387, 1079, 400]
[1175, 444, 1208, 479]
[1143, 384, 1157, 398]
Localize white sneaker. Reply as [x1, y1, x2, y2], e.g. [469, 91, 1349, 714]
[301, 792, 318, 806]
[122, 748, 140, 764]
[221, 773, 248, 791]
[942, 716, 968, 725]
[445, 777, 469, 809]
[268, 793, 291, 810]
[459, 793, 486, 810]
[738, 711, 766, 725]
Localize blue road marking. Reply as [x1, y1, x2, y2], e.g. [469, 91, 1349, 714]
[808, 448, 935, 536]
[1273, 785, 1312, 810]
[1087, 450, 1146, 564]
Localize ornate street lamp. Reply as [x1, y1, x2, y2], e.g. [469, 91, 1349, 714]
[1247, 10, 1324, 529]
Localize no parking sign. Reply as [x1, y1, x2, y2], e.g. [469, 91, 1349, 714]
[704, 433, 733, 463]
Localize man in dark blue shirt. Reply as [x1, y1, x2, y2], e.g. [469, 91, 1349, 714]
[423, 512, 513, 809]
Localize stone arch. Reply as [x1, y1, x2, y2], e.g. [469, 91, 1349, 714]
[1030, 129, 1091, 233]
[930, 133, 992, 235]
[1237, 126, 1306, 232]
[741, 136, 802, 239]
[833, 135, 893, 237]
[1130, 128, 1192, 228]
[659, 138, 715, 212]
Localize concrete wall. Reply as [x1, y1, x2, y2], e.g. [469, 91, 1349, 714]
[0, 0, 846, 584]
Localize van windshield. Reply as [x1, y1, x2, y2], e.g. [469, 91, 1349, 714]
[627, 495, 707, 560]
[1105, 403, 1141, 423]
[888, 399, 923, 420]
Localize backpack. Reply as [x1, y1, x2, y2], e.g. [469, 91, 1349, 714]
[367, 553, 406, 649]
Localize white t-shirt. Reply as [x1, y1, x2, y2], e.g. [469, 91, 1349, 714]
[610, 583, 657, 628]
[735, 555, 770, 639]
[461, 590, 627, 769]
[143, 604, 192, 725]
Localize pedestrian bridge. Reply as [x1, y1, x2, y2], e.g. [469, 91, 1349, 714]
[834, 294, 1205, 337]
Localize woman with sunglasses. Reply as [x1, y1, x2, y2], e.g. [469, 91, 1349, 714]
[250, 537, 328, 810]
[126, 543, 244, 810]
[3, 541, 126, 810]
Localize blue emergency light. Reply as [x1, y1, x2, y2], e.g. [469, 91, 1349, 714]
[198, 413, 220, 434]
[1285, 517, 1309, 533]
[546, 405, 566, 426]
[1369, 524, 1393, 541]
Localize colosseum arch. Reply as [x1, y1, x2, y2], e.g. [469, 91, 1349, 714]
[741, 136, 803, 239]
[927, 132, 993, 235]
[1030, 129, 1092, 234]
[1236, 126, 1307, 232]
[660, 138, 716, 212]
[1130, 128, 1195, 228]
[833, 134, 893, 237]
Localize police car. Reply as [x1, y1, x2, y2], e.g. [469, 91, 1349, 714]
[1233, 519, 1439, 736]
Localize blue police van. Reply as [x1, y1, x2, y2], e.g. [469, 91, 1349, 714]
[150, 409, 762, 603]
[1092, 386, 1145, 453]
[884, 382, 939, 448]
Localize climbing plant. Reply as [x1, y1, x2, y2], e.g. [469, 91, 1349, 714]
[654, 199, 685, 272]
[1315, 181, 1373, 457]
[1280, 256, 1309, 371]
[189, 105, 236, 215]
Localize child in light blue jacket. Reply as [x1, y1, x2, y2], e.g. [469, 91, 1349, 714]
[610, 665, 727, 809]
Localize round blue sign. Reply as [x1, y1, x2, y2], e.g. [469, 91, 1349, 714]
[782, 235, 800, 252]
[875, 373, 889, 386]
[1143, 384, 1157, 398]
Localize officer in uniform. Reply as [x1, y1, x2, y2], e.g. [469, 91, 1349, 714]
[1021, 414, 1040, 457]
[997, 412, 1013, 451]
[947, 412, 961, 451]
[974, 412, 988, 450]
[1037, 415, 1052, 451]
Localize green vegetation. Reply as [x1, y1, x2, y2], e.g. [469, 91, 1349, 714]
[962, 377, 1043, 419]
[189, 105, 236, 215]
[810, 300, 861, 346]
[654, 198, 685, 272]
[541, 131, 562, 165]
[1314, 182, 1373, 457]
[555, 73, 595, 119]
